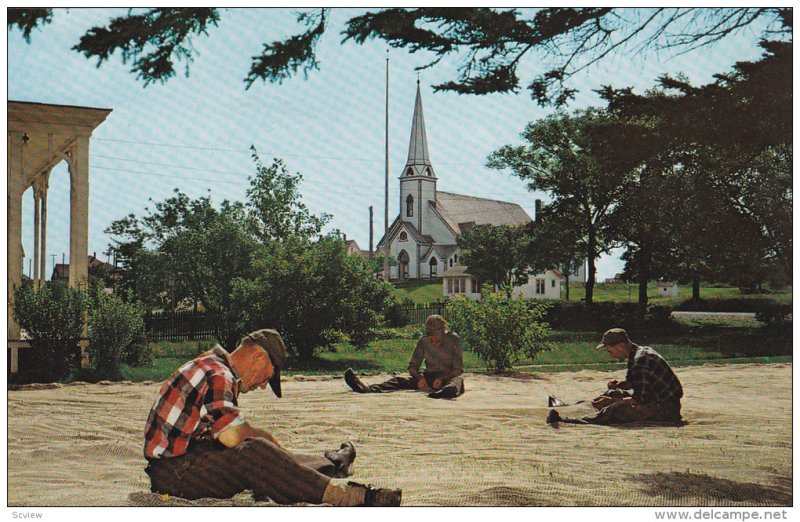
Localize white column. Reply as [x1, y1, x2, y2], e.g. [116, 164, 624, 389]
[68, 136, 91, 368]
[7, 132, 25, 373]
[68, 137, 90, 290]
[32, 180, 41, 288]
[39, 173, 49, 289]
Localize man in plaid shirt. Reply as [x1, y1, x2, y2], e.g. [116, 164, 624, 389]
[143, 328, 401, 506]
[547, 328, 683, 425]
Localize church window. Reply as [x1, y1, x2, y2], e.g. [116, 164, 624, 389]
[406, 167, 414, 177]
[453, 254, 458, 264]
[406, 194, 414, 217]
[425, 167, 432, 176]
[429, 258, 438, 276]
[399, 231, 408, 242]
[449, 258, 453, 268]
[471, 277, 480, 293]
[535, 278, 546, 295]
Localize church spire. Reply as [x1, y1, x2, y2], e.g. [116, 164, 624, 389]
[404, 80, 434, 176]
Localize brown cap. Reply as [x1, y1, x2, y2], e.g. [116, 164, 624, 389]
[595, 328, 631, 350]
[242, 329, 287, 398]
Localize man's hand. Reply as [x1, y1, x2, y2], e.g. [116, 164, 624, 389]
[592, 396, 616, 409]
[607, 379, 620, 389]
[417, 378, 430, 392]
[432, 378, 443, 390]
[218, 422, 281, 448]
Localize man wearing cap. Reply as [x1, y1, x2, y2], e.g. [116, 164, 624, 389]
[143, 328, 402, 506]
[547, 328, 683, 425]
[343, 315, 465, 399]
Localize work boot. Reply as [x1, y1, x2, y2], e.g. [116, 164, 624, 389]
[348, 481, 402, 507]
[325, 442, 357, 478]
[344, 368, 369, 393]
[546, 409, 561, 425]
[428, 386, 458, 399]
[548, 395, 567, 407]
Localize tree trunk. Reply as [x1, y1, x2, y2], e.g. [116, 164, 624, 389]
[637, 245, 649, 320]
[563, 265, 570, 301]
[585, 228, 596, 304]
[692, 275, 701, 301]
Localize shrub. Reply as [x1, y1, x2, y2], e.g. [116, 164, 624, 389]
[87, 291, 146, 380]
[675, 298, 785, 313]
[543, 301, 675, 331]
[124, 332, 154, 367]
[12, 282, 88, 383]
[754, 305, 792, 329]
[447, 293, 550, 373]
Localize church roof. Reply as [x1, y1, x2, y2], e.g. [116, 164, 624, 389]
[405, 81, 432, 169]
[433, 192, 532, 233]
[432, 244, 459, 260]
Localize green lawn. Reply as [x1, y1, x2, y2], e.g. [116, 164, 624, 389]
[122, 323, 791, 382]
[391, 279, 792, 305]
[392, 278, 445, 303]
[568, 282, 792, 305]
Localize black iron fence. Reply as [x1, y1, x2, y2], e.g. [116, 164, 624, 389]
[399, 301, 449, 325]
[144, 310, 218, 342]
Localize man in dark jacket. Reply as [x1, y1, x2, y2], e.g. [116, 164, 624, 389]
[547, 328, 683, 425]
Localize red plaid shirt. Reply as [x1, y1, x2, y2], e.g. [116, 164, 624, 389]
[143, 346, 245, 458]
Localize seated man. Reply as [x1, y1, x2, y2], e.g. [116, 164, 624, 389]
[344, 315, 465, 399]
[143, 328, 401, 506]
[547, 328, 683, 425]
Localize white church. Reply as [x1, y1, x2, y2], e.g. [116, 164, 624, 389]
[376, 83, 567, 300]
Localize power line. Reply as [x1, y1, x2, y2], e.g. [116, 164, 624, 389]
[91, 136, 506, 168]
[89, 163, 540, 203]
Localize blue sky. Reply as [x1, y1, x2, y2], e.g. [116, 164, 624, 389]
[8, 8, 772, 280]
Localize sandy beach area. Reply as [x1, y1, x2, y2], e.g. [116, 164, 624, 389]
[7, 363, 791, 507]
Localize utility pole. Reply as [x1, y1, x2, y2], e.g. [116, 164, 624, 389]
[369, 206, 374, 258]
[383, 50, 390, 281]
[50, 254, 57, 279]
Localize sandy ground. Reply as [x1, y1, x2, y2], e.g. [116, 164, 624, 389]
[7, 363, 792, 507]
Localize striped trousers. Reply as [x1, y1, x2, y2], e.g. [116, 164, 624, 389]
[145, 438, 333, 503]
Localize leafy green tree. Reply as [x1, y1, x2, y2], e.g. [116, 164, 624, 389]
[232, 236, 393, 360]
[9, 8, 789, 106]
[488, 110, 631, 304]
[457, 224, 530, 299]
[598, 41, 792, 297]
[525, 208, 585, 301]
[447, 293, 550, 373]
[12, 282, 88, 383]
[246, 148, 331, 242]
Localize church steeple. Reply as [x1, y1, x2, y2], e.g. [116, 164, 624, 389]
[403, 80, 435, 178]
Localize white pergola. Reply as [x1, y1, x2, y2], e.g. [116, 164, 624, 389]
[7, 101, 112, 373]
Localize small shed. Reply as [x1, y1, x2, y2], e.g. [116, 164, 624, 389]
[657, 281, 680, 298]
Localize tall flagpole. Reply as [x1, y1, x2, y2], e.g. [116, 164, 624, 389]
[383, 50, 390, 280]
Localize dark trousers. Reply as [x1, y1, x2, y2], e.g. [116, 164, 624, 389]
[145, 438, 333, 503]
[368, 373, 465, 397]
[559, 389, 682, 425]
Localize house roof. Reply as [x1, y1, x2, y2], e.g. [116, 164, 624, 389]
[442, 265, 471, 277]
[434, 192, 532, 233]
[51, 263, 69, 280]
